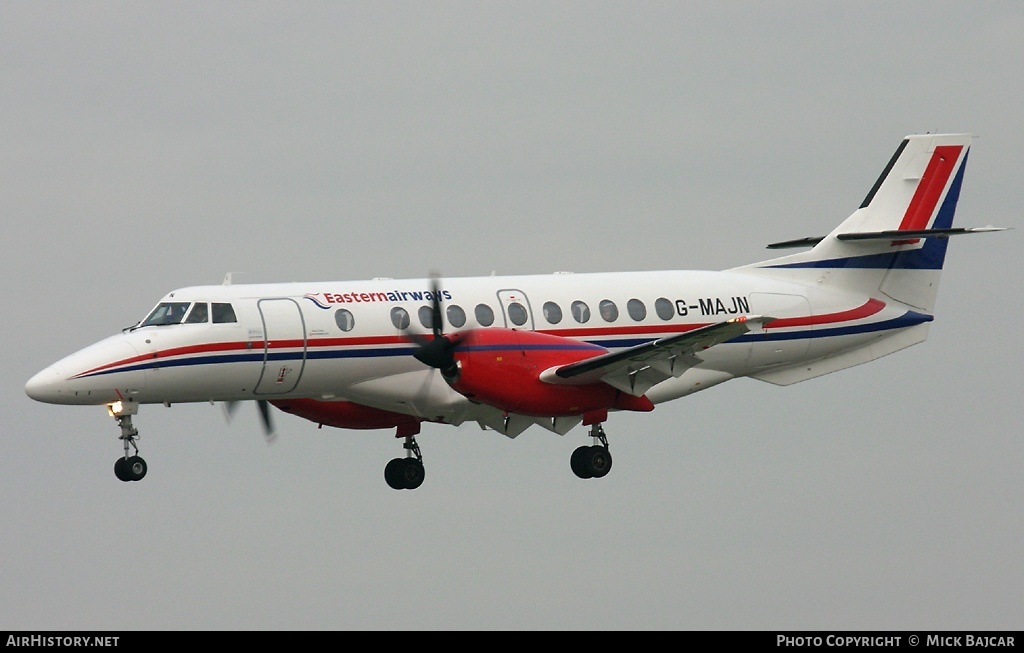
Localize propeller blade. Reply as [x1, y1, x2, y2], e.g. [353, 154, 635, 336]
[429, 274, 443, 340]
[257, 400, 277, 442]
[405, 274, 460, 377]
[222, 399, 276, 443]
[222, 400, 239, 421]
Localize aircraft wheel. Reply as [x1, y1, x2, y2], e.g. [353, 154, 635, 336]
[587, 446, 612, 478]
[384, 458, 405, 489]
[572, 445, 612, 479]
[570, 445, 593, 479]
[125, 456, 147, 482]
[385, 458, 425, 490]
[114, 457, 131, 482]
[398, 458, 425, 490]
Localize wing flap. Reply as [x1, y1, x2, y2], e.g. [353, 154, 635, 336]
[471, 407, 581, 438]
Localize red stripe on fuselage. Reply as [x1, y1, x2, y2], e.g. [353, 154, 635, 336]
[75, 301, 889, 378]
[72, 340, 259, 378]
[765, 298, 885, 329]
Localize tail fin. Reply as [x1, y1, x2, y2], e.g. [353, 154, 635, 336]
[740, 133, 974, 311]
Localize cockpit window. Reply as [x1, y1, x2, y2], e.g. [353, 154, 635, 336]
[212, 303, 237, 323]
[137, 301, 237, 328]
[141, 302, 191, 327]
[184, 303, 209, 324]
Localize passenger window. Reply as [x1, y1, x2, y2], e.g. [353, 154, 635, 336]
[655, 297, 674, 321]
[571, 300, 590, 324]
[475, 303, 495, 327]
[542, 301, 562, 324]
[418, 305, 435, 329]
[627, 298, 646, 321]
[212, 303, 237, 324]
[599, 299, 618, 322]
[185, 303, 209, 324]
[334, 308, 355, 332]
[507, 302, 528, 326]
[390, 306, 410, 330]
[446, 304, 467, 328]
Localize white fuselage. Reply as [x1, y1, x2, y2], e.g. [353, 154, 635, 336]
[25, 268, 929, 427]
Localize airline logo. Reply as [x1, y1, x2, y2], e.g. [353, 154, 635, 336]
[304, 289, 452, 309]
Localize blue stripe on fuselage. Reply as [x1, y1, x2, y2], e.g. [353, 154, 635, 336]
[76, 312, 931, 378]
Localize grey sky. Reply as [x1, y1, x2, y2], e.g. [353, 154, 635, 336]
[2, 2, 1020, 630]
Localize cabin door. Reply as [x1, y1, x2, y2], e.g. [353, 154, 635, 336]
[254, 298, 307, 394]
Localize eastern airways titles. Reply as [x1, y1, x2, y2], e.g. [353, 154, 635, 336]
[305, 289, 452, 309]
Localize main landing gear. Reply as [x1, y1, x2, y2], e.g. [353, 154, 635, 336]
[384, 425, 425, 490]
[570, 422, 613, 479]
[108, 401, 147, 482]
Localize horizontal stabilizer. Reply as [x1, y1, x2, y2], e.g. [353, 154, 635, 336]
[766, 236, 826, 250]
[767, 226, 1006, 249]
[836, 226, 1008, 242]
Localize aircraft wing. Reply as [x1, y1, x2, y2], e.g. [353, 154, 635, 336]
[545, 315, 774, 396]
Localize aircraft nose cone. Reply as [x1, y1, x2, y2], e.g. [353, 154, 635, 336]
[25, 366, 66, 403]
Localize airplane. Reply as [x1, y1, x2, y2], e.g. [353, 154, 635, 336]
[25, 133, 1006, 489]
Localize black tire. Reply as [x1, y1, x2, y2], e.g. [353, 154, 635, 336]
[114, 457, 130, 482]
[384, 458, 403, 489]
[125, 456, 147, 482]
[399, 458, 425, 490]
[570, 445, 593, 479]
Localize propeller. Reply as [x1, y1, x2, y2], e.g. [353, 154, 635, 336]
[223, 399, 277, 443]
[410, 275, 461, 379]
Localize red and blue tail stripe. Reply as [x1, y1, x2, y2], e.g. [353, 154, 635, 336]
[766, 145, 968, 271]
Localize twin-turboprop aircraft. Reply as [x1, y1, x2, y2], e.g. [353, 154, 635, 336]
[26, 133, 1005, 489]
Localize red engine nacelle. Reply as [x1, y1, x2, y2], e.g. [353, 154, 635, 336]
[447, 328, 654, 417]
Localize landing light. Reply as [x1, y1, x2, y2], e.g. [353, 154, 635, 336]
[107, 400, 138, 417]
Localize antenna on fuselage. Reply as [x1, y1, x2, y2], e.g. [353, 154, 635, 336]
[222, 272, 244, 286]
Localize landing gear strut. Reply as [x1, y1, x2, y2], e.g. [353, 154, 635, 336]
[109, 401, 147, 482]
[570, 422, 613, 479]
[384, 429, 425, 490]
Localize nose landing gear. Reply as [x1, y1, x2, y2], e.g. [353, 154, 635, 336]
[108, 400, 147, 482]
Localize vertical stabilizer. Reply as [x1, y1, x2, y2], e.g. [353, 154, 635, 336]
[738, 133, 972, 312]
